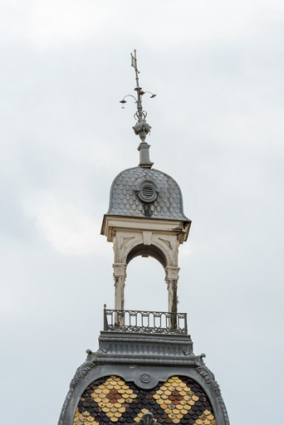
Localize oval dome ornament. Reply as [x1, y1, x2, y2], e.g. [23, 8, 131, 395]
[136, 180, 158, 204]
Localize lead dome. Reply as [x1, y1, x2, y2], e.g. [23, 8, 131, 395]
[107, 166, 189, 221]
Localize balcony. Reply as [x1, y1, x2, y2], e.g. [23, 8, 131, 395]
[103, 308, 187, 335]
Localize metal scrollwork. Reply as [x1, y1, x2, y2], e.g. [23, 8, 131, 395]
[69, 361, 96, 389]
[196, 363, 230, 424]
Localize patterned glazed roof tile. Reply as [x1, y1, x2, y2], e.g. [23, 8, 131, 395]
[107, 167, 189, 221]
[73, 376, 215, 425]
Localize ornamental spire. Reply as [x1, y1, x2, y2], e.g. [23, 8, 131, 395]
[120, 50, 156, 169]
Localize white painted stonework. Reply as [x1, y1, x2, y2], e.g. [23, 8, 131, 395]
[101, 215, 190, 313]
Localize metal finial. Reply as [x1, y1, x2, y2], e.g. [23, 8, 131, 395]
[120, 50, 156, 169]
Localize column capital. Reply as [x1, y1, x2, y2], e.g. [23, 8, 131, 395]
[113, 263, 127, 278]
[165, 266, 180, 281]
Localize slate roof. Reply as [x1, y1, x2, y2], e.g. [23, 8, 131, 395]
[107, 167, 189, 221]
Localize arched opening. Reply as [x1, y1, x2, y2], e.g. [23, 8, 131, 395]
[125, 255, 168, 312]
[126, 244, 167, 269]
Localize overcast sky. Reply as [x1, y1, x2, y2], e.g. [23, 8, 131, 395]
[1, 1, 284, 424]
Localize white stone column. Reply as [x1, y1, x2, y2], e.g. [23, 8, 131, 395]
[165, 266, 180, 328]
[113, 263, 127, 325]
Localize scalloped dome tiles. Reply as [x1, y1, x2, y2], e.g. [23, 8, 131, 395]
[107, 167, 189, 221]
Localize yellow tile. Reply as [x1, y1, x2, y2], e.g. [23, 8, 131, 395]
[87, 418, 94, 422]
[177, 414, 183, 419]
[173, 419, 180, 424]
[117, 381, 125, 385]
[169, 413, 176, 418]
[204, 420, 210, 425]
[179, 391, 186, 396]
[114, 385, 121, 390]
[114, 413, 121, 418]
[208, 415, 214, 420]
[111, 418, 118, 422]
[179, 383, 186, 388]
[196, 420, 202, 425]
[95, 389, 102, 394]
[173, 409, 179, 415]
[176, 405, 183, 410]
[129, 394, 137, 399]
[156, 390, 163, 395]
[164, 399, 171, 405]
[165, 409, 172, 414]
[126, 389, 133, 395]
[122, 385, 129, 390]
[122, 394, 129, 399]
[141, 409, 149, 414]
[204, 410, 210, 416]
[192, 396, 199, 401]
[134, 418, 140, 422]
[165, 390, 171, 396]
[161, 395, 168, 400]
[181, 409, 188, 415]
[117, 399, 125, 404]
[168, 404, 175, 410]
[82, 412, 90, 417]
[102, 389, 109, 394]
[189, 400, 195, 406]
[176, 386, 182, 391]
[118, 408, 125, 413]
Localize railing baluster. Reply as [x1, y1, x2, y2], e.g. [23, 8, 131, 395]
[103, 309, 187, 334]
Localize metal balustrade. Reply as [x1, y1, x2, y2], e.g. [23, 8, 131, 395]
[103, 308, 187, 335]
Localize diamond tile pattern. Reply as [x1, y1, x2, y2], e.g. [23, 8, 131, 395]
[73, 376, 216, 425]
[107, 167, 189, 221]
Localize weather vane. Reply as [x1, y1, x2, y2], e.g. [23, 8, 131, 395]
[120, 50, 156, 144]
